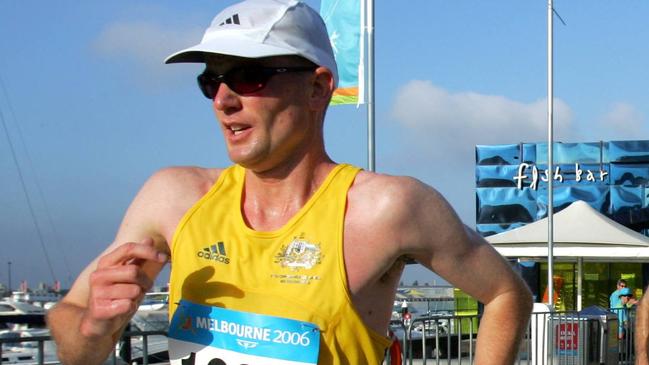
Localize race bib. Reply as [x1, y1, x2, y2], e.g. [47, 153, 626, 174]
[168, 300, 320, 365]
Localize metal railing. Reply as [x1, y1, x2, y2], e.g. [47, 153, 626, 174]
[386, 307, 637, 365]
[0, 334, 52, 365]
[0, 308, 637, 365]
[0, 329, 169, 365]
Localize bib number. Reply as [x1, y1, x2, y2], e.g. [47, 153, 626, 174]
[168, 300, 320, 365]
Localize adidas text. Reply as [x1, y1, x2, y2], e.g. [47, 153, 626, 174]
[197, 251, 230, 264]
[197, 242, 230, 264]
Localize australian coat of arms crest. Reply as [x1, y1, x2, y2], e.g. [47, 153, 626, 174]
[274, 235, 322, 271]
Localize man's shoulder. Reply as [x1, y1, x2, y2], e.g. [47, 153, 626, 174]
[348, 170, 448, 223]
[351, 170, 443, 205]
[147, 166, 225, 193]
[134, 166, 227, 211]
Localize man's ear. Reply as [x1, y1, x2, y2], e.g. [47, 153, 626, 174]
[308, 67, 335, 110]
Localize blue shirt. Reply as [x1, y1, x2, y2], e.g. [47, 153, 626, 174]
[610, 289, 622, 308]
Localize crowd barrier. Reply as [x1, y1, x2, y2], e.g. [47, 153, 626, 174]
[385, 306, 637, 365]
[0, 308, 637, 365]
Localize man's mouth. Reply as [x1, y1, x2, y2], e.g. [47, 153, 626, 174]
[231, 126, 245, 135]
[227, 124, 250, 136]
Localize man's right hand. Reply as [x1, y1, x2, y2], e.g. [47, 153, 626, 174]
[80, 237, 168, 338]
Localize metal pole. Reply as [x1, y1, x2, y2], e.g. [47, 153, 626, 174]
[38, 340, 44, 364]
[366, 0, 376, 172]
[577, 258, 583, 311]
[547, 0, 555, 307]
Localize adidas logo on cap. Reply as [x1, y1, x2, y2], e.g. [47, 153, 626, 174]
[164, 0, 339, 86]
[219, 14, 240, 26]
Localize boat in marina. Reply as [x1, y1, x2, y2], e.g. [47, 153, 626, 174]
[0, 300, 46, 326]
[10, 290, 61, 310]
[0, 327, 58, 364]
[1, 291, 171, 364]
[0, 299, 57, 364]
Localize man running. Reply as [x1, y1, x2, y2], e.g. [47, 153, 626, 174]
[47, 1, 532, 364]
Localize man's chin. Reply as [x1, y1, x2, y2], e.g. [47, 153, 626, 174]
[228, 154, 261, 170]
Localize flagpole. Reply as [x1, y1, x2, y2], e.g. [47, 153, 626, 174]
[547, 0, 555, 307]
[366, 0, 375, 172]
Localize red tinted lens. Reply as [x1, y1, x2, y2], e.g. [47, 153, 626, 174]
[226, 68, 268, 94]
[197, 73, 220, 99]
[197, 68, 268, 98]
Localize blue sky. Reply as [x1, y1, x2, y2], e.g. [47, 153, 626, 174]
[1, 1, 648, 289]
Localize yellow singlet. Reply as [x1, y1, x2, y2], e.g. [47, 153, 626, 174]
[169, 164, 391, 364]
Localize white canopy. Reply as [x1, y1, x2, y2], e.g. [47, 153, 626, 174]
[486, 200, 649, 261]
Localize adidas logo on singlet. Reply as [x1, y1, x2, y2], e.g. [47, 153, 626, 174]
[196, 241, 230, 264]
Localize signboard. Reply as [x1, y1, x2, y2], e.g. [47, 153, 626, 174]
[513, 163, 608, 190]
[556, 322, 579, 356]
[475, 140, 649, 236]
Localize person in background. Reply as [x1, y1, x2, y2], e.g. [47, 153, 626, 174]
[541, 275, 565, 310]
[610, 279, 628, 309]
[46, 1, 533, 364]
[616, 287, 637, 340]
[400, 300, 411, 327]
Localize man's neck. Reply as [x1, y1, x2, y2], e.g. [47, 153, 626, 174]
[241, 154, 336, 231]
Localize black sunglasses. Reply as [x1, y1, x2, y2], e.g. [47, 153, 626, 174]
[197, 65, 317, 99]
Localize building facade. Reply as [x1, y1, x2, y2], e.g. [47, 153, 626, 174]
[475, 140, 649, 309]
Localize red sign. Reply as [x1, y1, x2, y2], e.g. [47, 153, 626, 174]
[556, 323, 579, 350]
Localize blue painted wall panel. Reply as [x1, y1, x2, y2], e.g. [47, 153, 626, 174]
[522, 143, 536, 164]
[474, 140, 649, 237]
[536, 185, 609, 219]
[476, 187, 537, 224]
[610, 164, 649, 186]
[477, 223, 526, 237]
[476, 165, 520, 187]
[476, 144, 522, 166]
[536, 142, 605, 164]
[609, 140, 649, 163]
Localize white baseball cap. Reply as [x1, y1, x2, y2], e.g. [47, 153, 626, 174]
[165, 0, 338, 86]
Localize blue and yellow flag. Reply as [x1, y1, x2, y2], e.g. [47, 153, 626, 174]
[320, 0, 365, 105]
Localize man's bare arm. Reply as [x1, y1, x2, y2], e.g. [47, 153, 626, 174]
[452, 229, 532, 364]
[47, 302, 114, 365]
[47, 239, 167, 365]
[393, 177, 532, 364]
[636, 290, 649, 365]
[46, 167, 210, 365]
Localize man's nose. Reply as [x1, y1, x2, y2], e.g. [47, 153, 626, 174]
[213, 82, 242, 112]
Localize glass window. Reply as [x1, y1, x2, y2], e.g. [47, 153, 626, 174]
[582, 262, 609, 308]
[540, 262, 575, 310]
[540, 262, 643, 310]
